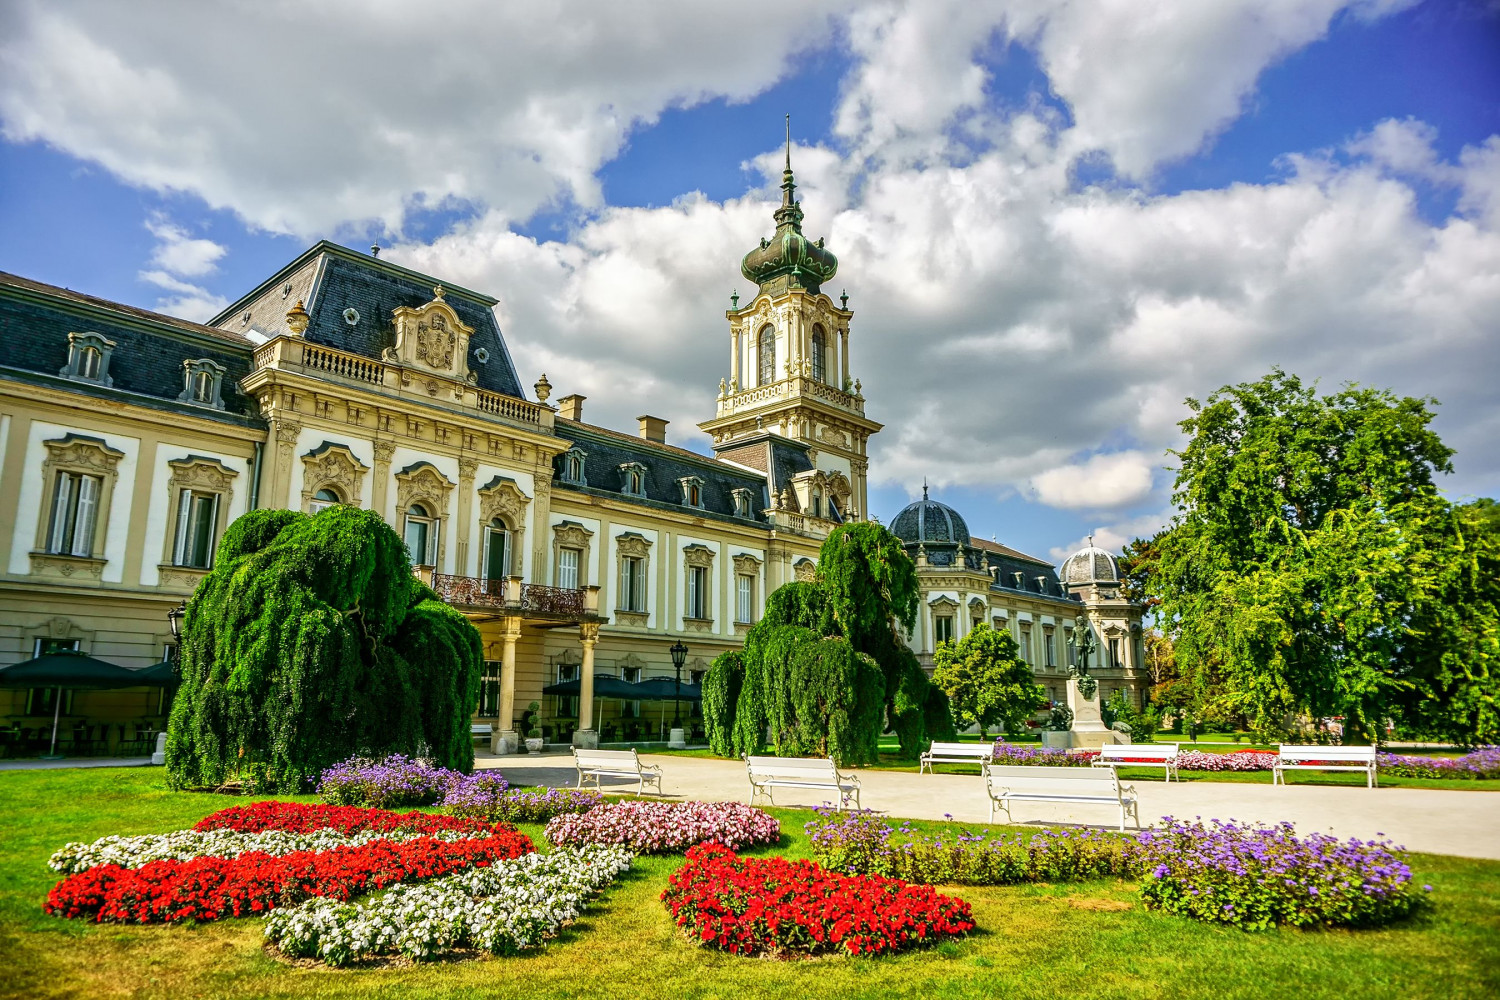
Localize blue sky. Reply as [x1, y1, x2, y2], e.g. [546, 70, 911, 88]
[1, 0, 1497, 564]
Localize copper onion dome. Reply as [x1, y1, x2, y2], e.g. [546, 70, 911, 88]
[740, 116, 838, 297]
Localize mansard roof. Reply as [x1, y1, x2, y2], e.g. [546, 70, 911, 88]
[210, 241, 526, 400]
[0, 270, 261, 424]
[551, 417, 770, 527]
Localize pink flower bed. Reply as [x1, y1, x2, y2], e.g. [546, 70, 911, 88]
[545, 801, 780, 854]
[1176, 750, 1278, 771]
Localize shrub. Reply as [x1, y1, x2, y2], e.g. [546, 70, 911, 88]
[661, 843, 975, 957]
[806, 810, 1136, 885]
[545, 801, 779, 854]
[701, 650, 744, 758]
[1136, 817, 1428, 929]
[317, 754, 466, 808]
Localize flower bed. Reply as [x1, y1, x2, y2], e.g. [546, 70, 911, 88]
[661, 843, 975, 957]
[444, 779, 603, 823]
[1175, 750, 1278, 771]
[264, 845, 632, 965]
[545, 801, 779, 854]
[1136, 817, 1427, 929]
[806, 809, 1135, 885]
[991, 742, 1099, 766]
[1378, 746, 1500, 780]
[46, 801, 534, 924]
[318, 754, 480, 809]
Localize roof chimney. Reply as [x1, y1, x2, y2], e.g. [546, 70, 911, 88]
[637, 414, 668, 443]
[557, 394, 585, 421]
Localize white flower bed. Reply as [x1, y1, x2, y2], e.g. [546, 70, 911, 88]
[48, 827, 480, 874]
[263, 845, 633, 965]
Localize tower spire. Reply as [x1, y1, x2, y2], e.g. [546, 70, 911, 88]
[781, 113, 796, 208]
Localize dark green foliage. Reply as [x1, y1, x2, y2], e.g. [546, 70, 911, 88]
[702, 650, 743, 758]
[818, 523, 919, 646]
[782, 638, 884, 766]
[922, 684, 958, 743]
[1147, 368, 1498, 743]
[165, 506, 483, 792]
[761, 626, 821, 755]
[931, 623, 1045, 738]
[761, 581, 829, 633]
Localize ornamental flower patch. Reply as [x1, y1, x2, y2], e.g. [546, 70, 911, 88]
[661, 843, 975, 957]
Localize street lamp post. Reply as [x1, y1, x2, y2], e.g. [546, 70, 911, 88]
[669, 640, 688, 748]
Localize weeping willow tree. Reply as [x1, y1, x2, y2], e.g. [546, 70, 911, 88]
[165, 505, 483, 792]
[708, 522, 940, 765]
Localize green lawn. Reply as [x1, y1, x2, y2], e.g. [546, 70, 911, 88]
[3, 769, 1499, 999]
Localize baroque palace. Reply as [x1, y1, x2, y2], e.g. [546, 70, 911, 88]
[0, 149, 1141, 755]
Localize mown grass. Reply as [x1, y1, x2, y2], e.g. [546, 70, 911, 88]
[2, 767, 1498, 1000]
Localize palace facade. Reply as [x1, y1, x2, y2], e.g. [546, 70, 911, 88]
[0, 149, 1140, 755]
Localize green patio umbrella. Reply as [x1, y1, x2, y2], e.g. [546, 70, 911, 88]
[0, 652, 172, 757]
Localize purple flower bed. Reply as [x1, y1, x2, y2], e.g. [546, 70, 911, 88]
[990, 742, 1097, 766]
[447, 783, 604, 823]
[439, 771, 514, 817]
[1377, 746, 1500, 780]
[317, 755, 464, 808]
[1136, 817, 1427, 929]
[806, 809, 1134, 885]
[545, 801, 780, 854]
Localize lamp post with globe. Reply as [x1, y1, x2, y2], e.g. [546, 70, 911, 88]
[668, 640, 688, 748]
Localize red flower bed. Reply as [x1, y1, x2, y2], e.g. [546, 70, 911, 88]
[47, 803, 533, 924]
[194, 800, 494, 837]
[661, 843, 975, 957]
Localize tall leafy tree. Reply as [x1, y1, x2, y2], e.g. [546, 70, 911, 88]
[931, 623, 1044, 737]
[165, 506, 483, 791]
[1149, 368, 1471, 741]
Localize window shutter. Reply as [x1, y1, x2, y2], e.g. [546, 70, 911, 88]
[207, 493, 220, 566]
[173, 489, 192, 565]
[73, 475, 99, 557]
[49, 472, 73, 553]
[618, 557, 629, 609]
[431, 519, 441, 568]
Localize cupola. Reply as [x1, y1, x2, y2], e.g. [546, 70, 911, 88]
[740, 117, 838, 297]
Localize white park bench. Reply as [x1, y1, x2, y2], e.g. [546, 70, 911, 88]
[983, 763, 1140, 831]
[1273, 745, 1378, 788]
[920, 741, 995, 774]
[746, 756, 861, 810]
[470, 723, 493, 747]
[1092, 744, 1181, 781]
[573, 747, 663, 796]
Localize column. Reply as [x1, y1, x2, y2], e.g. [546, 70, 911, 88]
[371, 439, 395, 522]
[267, 416, 302, 510]
[840, 327, 850, 385]
[573, 622, 601, 749]
[730, 328, 740, 388]
[455, 457, 477, 576]
[493, 617, 523, 754]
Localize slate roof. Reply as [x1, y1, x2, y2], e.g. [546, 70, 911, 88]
[551, 418, 771, 527]
[0, 270, 261, 424]
[210, 242, 527, 399]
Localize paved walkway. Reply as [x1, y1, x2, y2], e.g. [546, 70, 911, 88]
[476, 751, 1500, 861]
[0, 756, 153, 771]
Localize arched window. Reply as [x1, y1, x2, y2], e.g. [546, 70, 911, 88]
[758, 325, 776, 386]
[309, 488, 341, 514]
[79, 346, 102, 380]
[404, 503, 436, 566]
[811, 325, 827, 383]
[483, 518, 511, 592]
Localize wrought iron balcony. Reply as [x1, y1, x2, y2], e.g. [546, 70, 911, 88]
[431, 574, 595, 622]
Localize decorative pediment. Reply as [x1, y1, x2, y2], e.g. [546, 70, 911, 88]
[552, 520, 594, 548]
[301, 442, 368, 508]
[928, 595, 960, 610]
[616, 532, 652, 558]
[732, 552, 762, 575]
[394, 461, 455, 516]
[43, 434, 124, 475]
[683, 543, 715, 569]
[967, 596, 987, 615]
[167, 455, 239, 494]
[477, 475, 531, 526]
[617, 652, 647, 672]
[793, 557, 817, 582]
[391, 285, 476, 381]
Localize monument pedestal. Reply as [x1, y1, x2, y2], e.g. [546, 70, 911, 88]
[1065, 676, 1125, 751]
[491, 730, 519, 755]
[571, 729, 599, 750]
[668, 727, 687, 749]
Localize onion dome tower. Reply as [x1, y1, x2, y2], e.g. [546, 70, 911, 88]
[700, 117, 881, 522]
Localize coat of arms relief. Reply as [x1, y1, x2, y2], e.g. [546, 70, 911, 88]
[391, 286, 474, 380]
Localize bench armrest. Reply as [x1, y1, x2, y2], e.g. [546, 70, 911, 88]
[640, 762, 663, 773]
[836, 770, 861, 787]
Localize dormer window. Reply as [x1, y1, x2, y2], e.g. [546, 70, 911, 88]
[561, 448, 587, 486]
[618, 462, 648, 497]
[731, 488, 756, 518]
[177, 359, 227, 409]
[678, 475, 705, 509]
[59, 332, 116, 386]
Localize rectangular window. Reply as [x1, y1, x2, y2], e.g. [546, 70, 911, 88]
[736, 574, 754, 624]
[557, 547, 580, 590]
[172, 490, 220, 569]
[35, 637, 80, 656]
[1109, 638, 1121, 669]
[48, 471, 101, 557]
[687, 565, 708, 620]
[1066, 628, 1077, 666]
[557, 661, 580, 718]
[619, 555, 646, 612]
[934, 614, 954, 645]
[1044, 629, 1056, 668]
[478, 661, 502, 716]
[1020, 628, 1032, 663]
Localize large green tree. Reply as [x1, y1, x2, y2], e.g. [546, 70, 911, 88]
[165, 505, 484, 791]
[931, 623, 1044, 737]
[1148, 368, 1496, 742]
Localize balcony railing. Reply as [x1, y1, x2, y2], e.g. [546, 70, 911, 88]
[431, 575, 592, 620]
[251, 336, 552, 430]
[714, 372, 865, 418]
